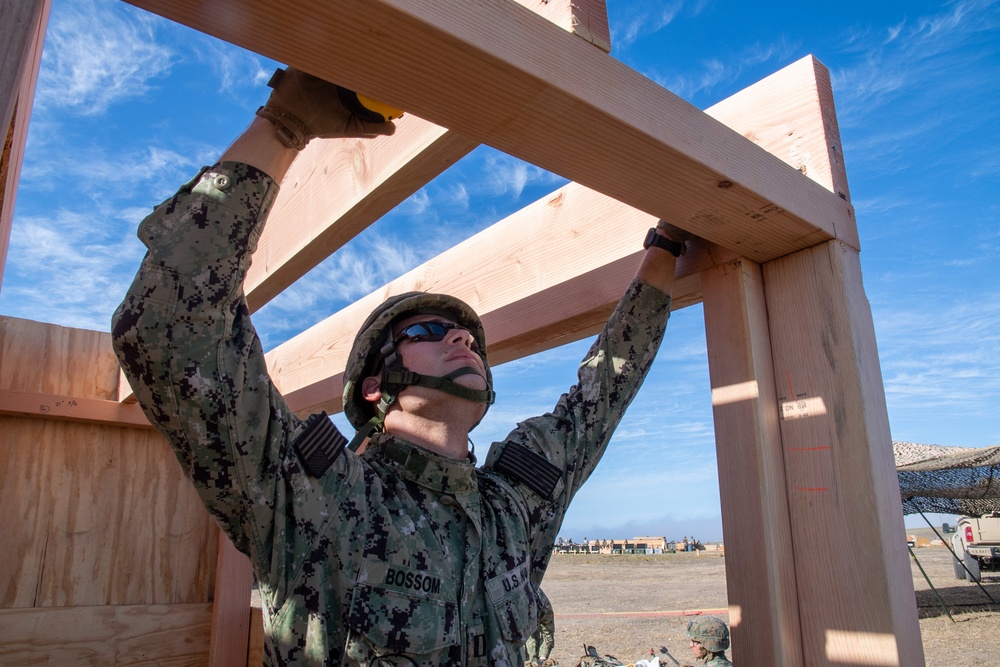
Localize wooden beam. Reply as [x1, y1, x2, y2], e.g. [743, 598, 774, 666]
[1, 0, 50, 291]
[123, 0, 856, 263]
[1, 111, 15, 288]
[265, 55, 845, 419]
[265, 182, 734, 417]
[0, 603, 212, 663]
[103, 0, 612, 408]
[0, 388, 151, 427]
[0, 0, 45, 137]
[706, 55, 850, 202]
[119, 55, 840, 429]
[247, 606, 265, 667]
[245, 0, 611, 311]
[246, 116, 477, 311]
[701, 258, 802, 666]
[511, 0, 611, 53]
[697, 55, 853, 665]
[700, 54, 921, 664]
[762, 241, 923, 665]
[208, 532, 253, 667]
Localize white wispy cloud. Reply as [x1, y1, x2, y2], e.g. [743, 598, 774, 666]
[874, 294, 1000, 439]
[832, 0, 999, 128]
[253, 232, 426, 347]
[400, 189, 432, 216]
[0, 210, 145, 329]
[649, 36, 798, 101]
[613, 1, 685, 49]
[36, 0, 174, 116]
[20, 144, 200, 202]
[482, 154, 545, 200]
[446, 183, 470, 211]
[187, 38, 272, 95]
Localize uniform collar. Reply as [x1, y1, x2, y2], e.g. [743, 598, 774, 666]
[366, 433, 478, 495]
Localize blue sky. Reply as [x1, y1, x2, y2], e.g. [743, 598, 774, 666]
[2, 0, 997, 541]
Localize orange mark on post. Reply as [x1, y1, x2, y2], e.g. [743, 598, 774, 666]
[797, 487, 828, 492]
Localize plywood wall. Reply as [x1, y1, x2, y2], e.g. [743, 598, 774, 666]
[0, 316, 219, 664]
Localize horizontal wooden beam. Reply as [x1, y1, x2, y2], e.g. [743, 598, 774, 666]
[124, 0, 856, 264]
[113, 1, 609, 407]
[266, 180, 733, 416]
[246, 116, 477, 312]
[266, 55, 842, 418]
[0, 388, 151, 428]
[0, 603, 211, 663]
[243, 0, 609, 312]
[126, 56, 840, 427]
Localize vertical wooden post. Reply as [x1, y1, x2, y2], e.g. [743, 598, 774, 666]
[702, 257, 803, 666]
[208, 531, 254, 667]
[706, 56, 851, 201]
[702, 55, 923, 665]
[1, 0, 50, 292]
[511, 0, 611, 53]
[1, 0, 45, 133]
[762, 241, 923, 665]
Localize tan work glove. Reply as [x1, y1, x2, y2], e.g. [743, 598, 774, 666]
[255, 67, 396, 149]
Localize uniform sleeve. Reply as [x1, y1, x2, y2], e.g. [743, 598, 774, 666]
[111, 162, 355, 576]
[483, 278, 672, 569]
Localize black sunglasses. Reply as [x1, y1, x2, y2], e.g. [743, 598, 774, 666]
[393, 321, 481, 353]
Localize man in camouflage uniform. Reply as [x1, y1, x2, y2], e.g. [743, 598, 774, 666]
[683, 617, 733, 667]
[524, 588, 556, 666]
[112, 67, 689, 666]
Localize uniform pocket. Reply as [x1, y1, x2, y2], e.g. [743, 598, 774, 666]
[347, 563, 459, 653]
[485, 561, 539, 643]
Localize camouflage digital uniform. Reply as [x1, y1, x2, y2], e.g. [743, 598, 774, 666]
[112, 162, 673, 666]
[524, 588, 555, 665]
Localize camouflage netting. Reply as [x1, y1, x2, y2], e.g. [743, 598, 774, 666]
[895, 441, 1000, 516]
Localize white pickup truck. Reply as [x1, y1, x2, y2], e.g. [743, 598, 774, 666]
[951, 513, 1000, 582]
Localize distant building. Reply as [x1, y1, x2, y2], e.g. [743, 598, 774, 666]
[553, 536, 678, 554]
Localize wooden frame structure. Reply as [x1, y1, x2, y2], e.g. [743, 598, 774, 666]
[1, 0, 924, 664]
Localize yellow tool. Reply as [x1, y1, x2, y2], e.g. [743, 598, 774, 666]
[336, 87, 404, 123]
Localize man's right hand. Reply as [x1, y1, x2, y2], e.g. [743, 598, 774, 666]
[255, 67, 396, 149]
[655, 219, 694, 246]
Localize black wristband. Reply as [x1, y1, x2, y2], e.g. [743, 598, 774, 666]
[643, 228, 685, 257]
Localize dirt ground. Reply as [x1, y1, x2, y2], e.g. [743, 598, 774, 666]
[540, 546, 1000, 666]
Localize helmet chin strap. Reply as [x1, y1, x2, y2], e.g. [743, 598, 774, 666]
[382, 366, 495, 405]
[380, 339, 495, 406]
[347, 343, 495, 453]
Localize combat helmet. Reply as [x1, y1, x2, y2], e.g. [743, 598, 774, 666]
[686, 616, 730, 653]
[342, 292, 495, 440]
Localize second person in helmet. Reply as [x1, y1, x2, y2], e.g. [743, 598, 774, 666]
[684, 616, 733, 666]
